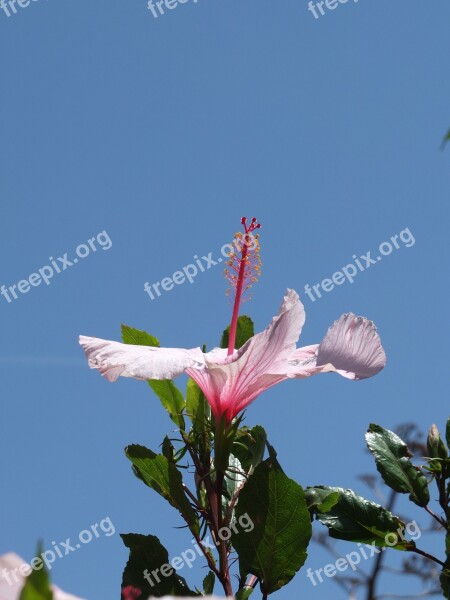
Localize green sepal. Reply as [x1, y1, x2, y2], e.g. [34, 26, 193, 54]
[235, 587, 254, 600]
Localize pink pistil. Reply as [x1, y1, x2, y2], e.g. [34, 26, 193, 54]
[227, 217, 261, 355]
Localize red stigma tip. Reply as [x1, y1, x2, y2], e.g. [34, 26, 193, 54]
[245, 218, 261, 234]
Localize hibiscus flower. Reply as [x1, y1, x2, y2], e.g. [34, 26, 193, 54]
[79, 286, 385, 423]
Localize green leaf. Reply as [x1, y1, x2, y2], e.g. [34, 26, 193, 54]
[161, 436, 175, 462]
[220, 316, 254, 350]
[232, 457, 312, 595]
[305, 488, 339, 513]
[366, 424, 430, 507]
[186, 379, 211, 468]
[148, 380, 186, 430]
[121, 533, 198, 597]
[442, 129, 450, 150]
[19, 544, 53, 600]
[442, 534, 450, 598]
[202, 572, 215, 595]
[19, 576, 53, 600]
[233, 426, 267, 475]
[441, 569, 450, 599]
[441, 564, 450, 598]
[121, 324, 160, 347]
[446, 417, 450, 451]
[125, 444, 199, 535]
[306, 486, 413, 550]
[186, 378, 209, 432]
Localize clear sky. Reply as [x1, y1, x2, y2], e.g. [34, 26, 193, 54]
[1, 1, 450, 599]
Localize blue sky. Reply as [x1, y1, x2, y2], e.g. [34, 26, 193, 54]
[1, 1, 450, 598]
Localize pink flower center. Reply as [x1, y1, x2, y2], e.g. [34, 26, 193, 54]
[225, 217, 262, 355]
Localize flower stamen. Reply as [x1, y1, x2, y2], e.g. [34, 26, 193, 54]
[224, 217, 262, 355]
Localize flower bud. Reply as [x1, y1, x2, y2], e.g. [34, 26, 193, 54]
[427, 424, 448, 460]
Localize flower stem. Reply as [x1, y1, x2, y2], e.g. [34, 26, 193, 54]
[216, 469, 233, 596]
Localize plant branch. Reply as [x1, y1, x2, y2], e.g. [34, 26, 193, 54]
[437, 472, 449, 529]
[225, 477, 247, 524]
[424, 505, 447, 530]
[191, 529, 221, 580]
[409, 547, 445, 567]
[366, 489, 397, 600]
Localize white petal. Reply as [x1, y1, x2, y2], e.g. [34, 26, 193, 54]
[286, 314, 386, 381]
[316, 313, 386, 380]
[0, 553, 85, 600]
[79, 336, 204, 382]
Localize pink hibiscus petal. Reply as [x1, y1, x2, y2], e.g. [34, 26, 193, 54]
[187, 289, 305, 420]
[79, 291, 386, 422]
[316, 313, 386, 380]
[79, 336, 204, 382]
[286, 314, 386, 381]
